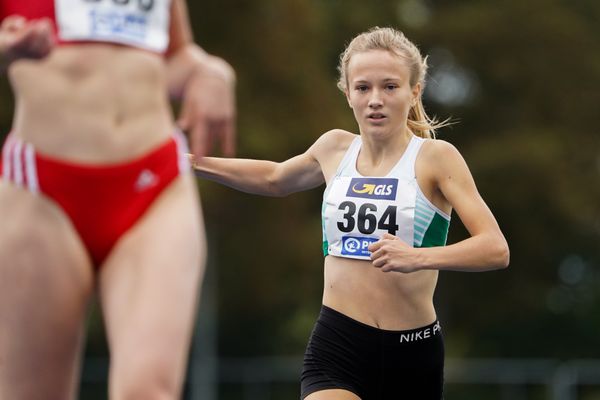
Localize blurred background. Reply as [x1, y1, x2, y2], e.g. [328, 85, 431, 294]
[1, 0, 599, 399]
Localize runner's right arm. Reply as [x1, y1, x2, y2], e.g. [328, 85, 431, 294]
[191, 152, 324, 197]
[190, 129, 353, 196]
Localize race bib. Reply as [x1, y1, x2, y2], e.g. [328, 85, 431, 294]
[323, 176, 416, 260]
[55, 0, 171, 52]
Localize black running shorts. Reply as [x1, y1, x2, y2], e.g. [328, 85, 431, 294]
[301, 305, 444, 399]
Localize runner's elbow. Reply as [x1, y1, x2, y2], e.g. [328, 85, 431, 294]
[492, 237, 510, 269]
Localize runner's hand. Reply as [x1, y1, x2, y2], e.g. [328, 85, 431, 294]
[0, 16, 55, 65]
[178, 55, 236, 158]
[369, 233, 421, 273]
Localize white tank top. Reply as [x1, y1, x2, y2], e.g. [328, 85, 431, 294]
[55, 0, 171, 52]
[321, 135, 450, 260]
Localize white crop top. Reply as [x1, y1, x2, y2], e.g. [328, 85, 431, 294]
[321, 135, 450, 260]
[55, 0, 171, 52]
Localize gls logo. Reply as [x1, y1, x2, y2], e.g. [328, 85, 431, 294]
[346, 178, 398, 200]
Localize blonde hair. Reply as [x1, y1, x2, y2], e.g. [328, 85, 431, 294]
[337, 27, 449, 139]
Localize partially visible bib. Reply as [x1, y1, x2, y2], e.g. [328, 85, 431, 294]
[1, 0, 171, 53]
[56, 0, 170, 52]
[321, 135, 450, 260]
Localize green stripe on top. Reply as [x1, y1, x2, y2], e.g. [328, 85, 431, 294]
[418, 212, 449, 248]
[414, 193, 434, 246]
[414, 189, 450, 248]
[322, 184, 332, 257]
[323, 240, 329, 256]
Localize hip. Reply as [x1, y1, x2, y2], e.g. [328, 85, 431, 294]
[301, 305, 444, 399]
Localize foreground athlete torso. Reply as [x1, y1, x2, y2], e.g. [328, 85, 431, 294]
[3, 0, 175, 161]
[9, 38, 172, 163]
[0, 1, 194, 266]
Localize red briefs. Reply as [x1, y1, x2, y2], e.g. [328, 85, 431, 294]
[0, 132, 190, 267]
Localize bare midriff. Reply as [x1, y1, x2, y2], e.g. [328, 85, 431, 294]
[7, 43, 174, 163]
[322, 255, 438, 331]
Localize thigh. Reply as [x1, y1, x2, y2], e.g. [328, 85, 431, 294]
[0, 183, 94, 400]
[98, 175, 205, 396]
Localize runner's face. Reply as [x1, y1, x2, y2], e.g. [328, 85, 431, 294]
[345, 50, 417, 138]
